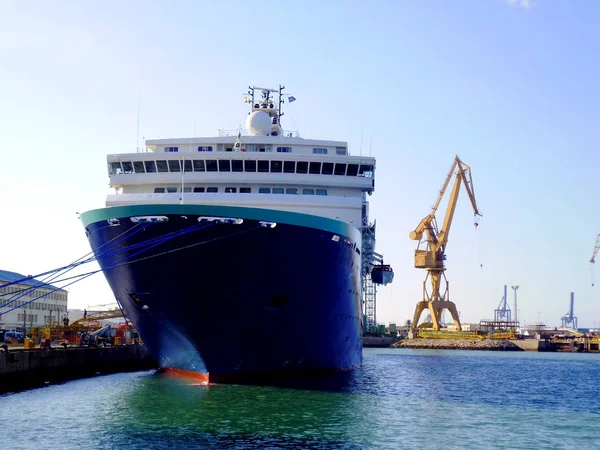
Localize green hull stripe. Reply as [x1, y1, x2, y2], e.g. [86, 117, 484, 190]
[80, 204, 360, 241]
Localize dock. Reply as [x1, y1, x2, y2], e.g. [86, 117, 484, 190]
[0, 344, 157, 394]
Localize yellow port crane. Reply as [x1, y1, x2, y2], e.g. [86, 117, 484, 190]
[590, 233, 600, 287]
[409, 155, 481, 332]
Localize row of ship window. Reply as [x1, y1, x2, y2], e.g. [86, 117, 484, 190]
[153, 187, 328, 195]
[165, 146, 337, 155]
[110, 160, 374, 177]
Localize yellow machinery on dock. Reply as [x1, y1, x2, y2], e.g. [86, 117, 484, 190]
[26, 309, 132, 347]
[409, 155, 481, 332]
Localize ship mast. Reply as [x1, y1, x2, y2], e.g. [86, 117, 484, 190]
[244, 85, 294, 136]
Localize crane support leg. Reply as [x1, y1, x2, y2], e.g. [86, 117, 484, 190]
[412, 301, 462, 332]
[412, 301, 429, 331]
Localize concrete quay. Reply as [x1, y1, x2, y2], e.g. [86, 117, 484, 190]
[362, 336, 397, 347]
[0, 344, 157, 394]
[393, 338, 522, 351]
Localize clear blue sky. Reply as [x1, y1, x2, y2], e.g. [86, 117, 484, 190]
[1, 0, 599, 327]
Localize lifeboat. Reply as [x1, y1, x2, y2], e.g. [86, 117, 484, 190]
[371, 263, 394, 285]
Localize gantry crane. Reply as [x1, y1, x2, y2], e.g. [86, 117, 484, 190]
[590, 233, 600, 287]
[409, 155, 481, 332]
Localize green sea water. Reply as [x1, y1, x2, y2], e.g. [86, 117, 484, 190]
[1, 348, 599, 449]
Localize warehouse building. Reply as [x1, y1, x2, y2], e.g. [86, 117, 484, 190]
[0, 269, 68, 332]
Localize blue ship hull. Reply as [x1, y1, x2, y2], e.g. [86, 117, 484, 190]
[81, 204, 363, 383]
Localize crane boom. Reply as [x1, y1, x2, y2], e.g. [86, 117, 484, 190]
[590, 233, 600, 287]
[409, 155, 481, 332]
[438, 158, 480, 248]
[591, 234, 600, 264]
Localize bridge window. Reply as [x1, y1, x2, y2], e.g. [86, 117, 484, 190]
[198, 146, 213, 152]
[316, 189, 328, 196]
[168, 160, 181, 172]
[286, 188, 298, 194]
[258, 160, 269, 172]
[133, 161, 145, 173]
[181, 160, 192, 172]
[283, 161, 295, 173]
[225, 187, 237, 193]
[206, 160, 218, 172]
[359, 164, 374, 177]
[271, 161, 282, 172]
[240, 187, 251, 193]
[245, 160, 256, 172]
[232, 160, 244, 172]
[193, 187, 205, 193]
[122, 162, 133, 174]
[206, 187, 218, 193]
[219, 160, 231, 172]
[277, 147, 292, 153]
[309, 162, 321, 174]
[154, 187, 165, 193]
[334, 163, 347, 175]
[346, 164, 359, 176]
[183, 187, 192, 193]
[303, 189, 315, 195]
[166, 187, 177, 193]
[165, 146, 179, 152]
[336, 147, 347, 155]
[109, 162, 123, 174]
[156, 160, 169, 173]
[259, 187, 270, 194]
[313, 148, 327, 154]
[322, 162, 334, 175]
[273, 188, 284, 194]
[193, 160, 205, 172]
[144, 161, 156, 173]
[296, 161, 308, 174]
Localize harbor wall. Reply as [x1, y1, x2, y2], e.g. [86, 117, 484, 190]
[362, 336, 397, 347]
[0, 345, 157, 394]
[393, 338, 523, 351]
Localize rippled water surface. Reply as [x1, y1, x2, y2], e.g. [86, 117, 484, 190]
[2, 348, 599, 449]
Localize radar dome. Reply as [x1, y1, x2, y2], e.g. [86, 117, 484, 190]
[246, 111, 273, 136]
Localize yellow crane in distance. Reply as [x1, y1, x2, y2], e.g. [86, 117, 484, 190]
[590, 233, 600, 287]
[409, 155, 481, 332]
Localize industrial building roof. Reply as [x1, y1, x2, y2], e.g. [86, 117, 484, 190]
[0, 269, 65, 292]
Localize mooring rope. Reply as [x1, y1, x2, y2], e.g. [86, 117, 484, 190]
[1, 221, 265, 315]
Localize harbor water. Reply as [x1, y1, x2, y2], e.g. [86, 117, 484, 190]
[1, 348, 599, 449]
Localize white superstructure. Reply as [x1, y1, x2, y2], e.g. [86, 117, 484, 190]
[105, 86, 376, 227]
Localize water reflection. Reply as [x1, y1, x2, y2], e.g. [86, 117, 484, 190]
[3, 349, 600, 449]
[115, 370, 373, 449]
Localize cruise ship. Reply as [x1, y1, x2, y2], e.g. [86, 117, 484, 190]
[80, 85, 386, 383]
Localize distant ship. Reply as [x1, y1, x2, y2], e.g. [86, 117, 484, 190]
[80, 85, 383, 383]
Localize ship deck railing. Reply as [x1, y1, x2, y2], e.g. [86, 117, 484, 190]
[218, 129, 301, 138]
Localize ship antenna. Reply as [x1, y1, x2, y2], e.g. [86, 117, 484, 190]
[136, 86, 141, 153]
[278, 85, 285, 129]
[247, 86, 255, 114]
[360, 132, 363, 156]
